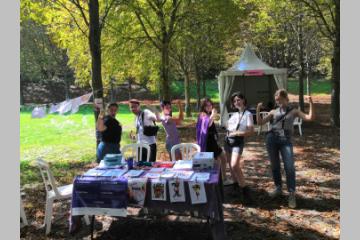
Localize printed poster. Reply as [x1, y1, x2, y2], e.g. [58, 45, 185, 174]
[151, 179, 167, 201]
[188, 181, 207, 204]
[128, 178, 147, 206]
[168, 179, 185, 203]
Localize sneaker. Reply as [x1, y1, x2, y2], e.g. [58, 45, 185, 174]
[223, 178, 235, 186]
[288, 192, 296, 208]
[269, 187, 283, 198]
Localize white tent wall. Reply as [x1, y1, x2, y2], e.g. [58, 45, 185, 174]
[218, 74, 235, 127]
[217, 44, 288, 127]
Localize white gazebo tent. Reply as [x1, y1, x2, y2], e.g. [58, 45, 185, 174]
[218, 44, 288, 126]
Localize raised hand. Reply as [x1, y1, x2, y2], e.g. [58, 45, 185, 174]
[256, 102, 263, 110]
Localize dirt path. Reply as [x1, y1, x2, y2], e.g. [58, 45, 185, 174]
[21, 94, 340, 240]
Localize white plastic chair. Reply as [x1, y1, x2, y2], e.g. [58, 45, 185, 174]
[293, 117, 303, 136]
[36, 158, 90, 235]
[20, 198, 28, 227]
[121, 143, 151, 162]
[257, 111, 271, 135]
[170, 143, 201, 161]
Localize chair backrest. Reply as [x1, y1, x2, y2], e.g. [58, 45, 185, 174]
[121, 143, 151, 162]
[293, 116, 302, 124]
[36, 158, 60, 197]
[171, 143, 201, 161]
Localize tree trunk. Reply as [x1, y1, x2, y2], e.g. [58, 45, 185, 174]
[297, 13, 305, 111]
[20, 74, 25, 105]
[64, 75, 70, 100]
[184, 72, 191, 117]
[202, 78, 206, 97]
[195, 63, 201, 111]
[128, 77, 133, 100]
[109, 76, 115, 102]
[161, 42, 171, 101]
[331, 1, 340, 127]
[89, 0, 104, 153]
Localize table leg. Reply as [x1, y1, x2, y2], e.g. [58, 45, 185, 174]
[90, 215, 95, 240]
[211, 218, 226, 240]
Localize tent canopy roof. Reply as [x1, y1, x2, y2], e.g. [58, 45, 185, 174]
[220, 44, 286, 76]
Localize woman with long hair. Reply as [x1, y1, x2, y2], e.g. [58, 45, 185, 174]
[196, 98, 227, 182]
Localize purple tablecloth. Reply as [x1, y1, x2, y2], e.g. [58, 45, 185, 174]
[70, 165, 225, 238]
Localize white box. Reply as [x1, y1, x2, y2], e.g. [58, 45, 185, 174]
[192, 152, 214, 170]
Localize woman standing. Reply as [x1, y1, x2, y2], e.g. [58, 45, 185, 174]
[256, 89, 314, 208]
[156, 100, 184, 160]
[224, 92, 255, 202]
[96, 102, 122, 162]
[196, 98, 228, 183]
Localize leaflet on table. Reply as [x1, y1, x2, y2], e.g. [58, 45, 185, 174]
[190, 172, 210, 182]
[125, 170, 144, 178]
[159, 169, 194, 180]
[148, 167, 166, 173]
[101, 169, 128, 177]
[144, 172, 161, 179]
[172, 160, 193, 170]
[83, 168, 106, 176]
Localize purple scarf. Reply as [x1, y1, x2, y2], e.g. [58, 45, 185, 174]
[196, 114, 210, 152]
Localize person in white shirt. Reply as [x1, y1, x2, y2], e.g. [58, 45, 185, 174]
[129, 99, 158, 162]
[225, 92, 255, 203]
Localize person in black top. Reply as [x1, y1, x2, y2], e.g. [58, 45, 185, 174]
[96, 102, 122, 162]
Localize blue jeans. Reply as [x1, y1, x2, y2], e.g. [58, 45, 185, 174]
[96, 142, 120, 163]
[265, 132, 296, 192]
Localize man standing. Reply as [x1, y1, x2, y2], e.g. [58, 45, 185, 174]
[129, 99, 158, 162]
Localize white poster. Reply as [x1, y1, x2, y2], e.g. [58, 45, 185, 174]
[151, 179, 167, 201]
[71, 93, 93, 113]
[168, 179, 185, 203]
[49, 103, 60, 114]
[58, 100, 72, 115]
[188, 181, 207, 204]
[31, 106, 47, 118]
[128, 178, 147, 206]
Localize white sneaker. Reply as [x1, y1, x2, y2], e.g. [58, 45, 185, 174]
[269, 187, 283, 198]
[288, 192, 296, 208]
[223, 178, 235, 186]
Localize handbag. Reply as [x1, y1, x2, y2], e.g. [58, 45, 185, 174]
[141, 111, 159, 136]
[225, 110, 246, 147]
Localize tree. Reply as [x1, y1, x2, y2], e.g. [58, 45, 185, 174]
[124, 0, 193, 101]
[296, 0, 340, 127]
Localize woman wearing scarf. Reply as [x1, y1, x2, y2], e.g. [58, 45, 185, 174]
[196, 98, 227, 183]
[224, 92, 255, 203]
[256, 89, 314, 208]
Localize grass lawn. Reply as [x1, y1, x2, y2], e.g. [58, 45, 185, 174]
[287, 78, 331, 95]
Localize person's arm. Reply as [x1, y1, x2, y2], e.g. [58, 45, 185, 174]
[208, 108, 218, 126]
[256, 102, 273, 125]
[228, 112, 255, 137]
[145, 109, 158, 124]
[172, 100, 184, 125]
[96, 110, 107, 132]
[295, 95, 315, 121]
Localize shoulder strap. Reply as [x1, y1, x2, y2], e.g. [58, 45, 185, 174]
[235, 109, 247, 131]
[272, 106, 293, 126]
[141, 110, 157, 126]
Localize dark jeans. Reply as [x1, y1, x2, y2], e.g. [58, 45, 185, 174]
[96, 141, 120, 163]
[265, 132, 296, 192]
[139, 143, 157, 162]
